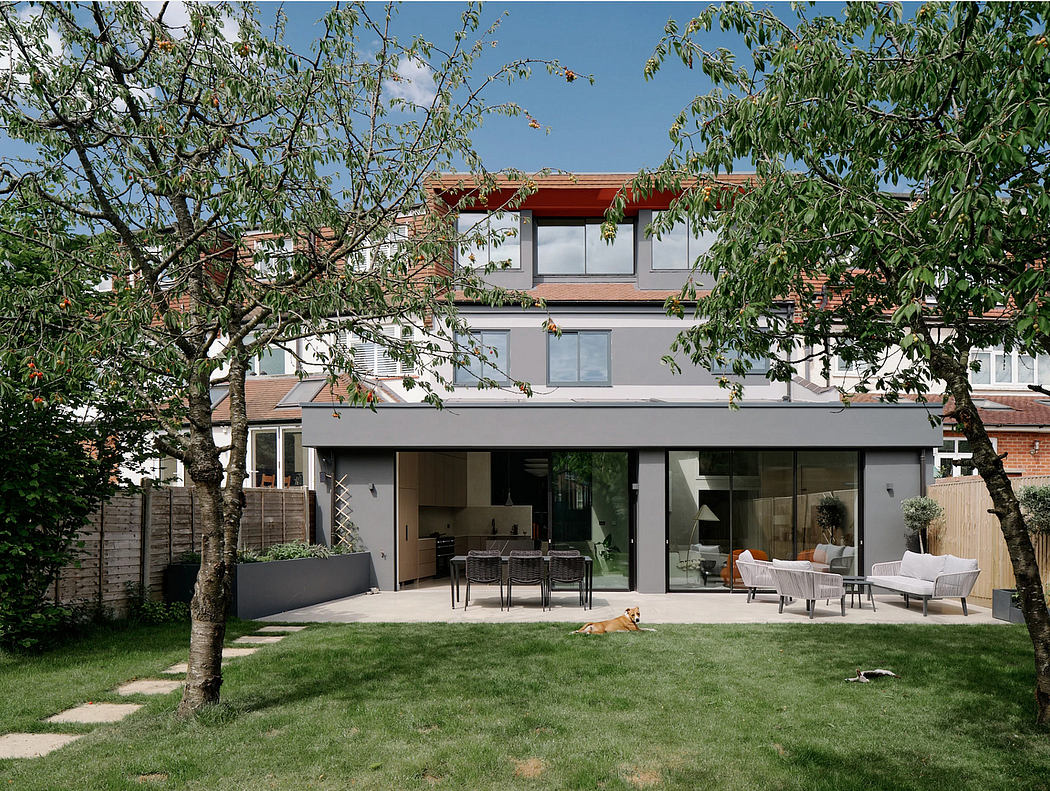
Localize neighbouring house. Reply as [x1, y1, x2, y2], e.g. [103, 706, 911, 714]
[298, 174, 941, 594]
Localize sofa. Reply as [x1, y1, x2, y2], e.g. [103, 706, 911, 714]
[798, 543, 856, 575]
[868, 551, 980, 616]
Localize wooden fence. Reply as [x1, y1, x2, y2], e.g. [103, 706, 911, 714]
[928, 475, 1050, 602]
[51, 486, 315, 616]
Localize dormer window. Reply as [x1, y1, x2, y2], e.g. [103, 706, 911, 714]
[457, 212, 520, 269]
[650, 212, 717, 270]
[535, 219, 634, 275]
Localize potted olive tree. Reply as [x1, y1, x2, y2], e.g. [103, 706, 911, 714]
[815, 494, 848, 544]
[901, 496, 944, 554]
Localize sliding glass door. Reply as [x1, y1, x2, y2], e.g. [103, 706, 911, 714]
[667, 450, 860, 591]
[550, 451, 631, 590]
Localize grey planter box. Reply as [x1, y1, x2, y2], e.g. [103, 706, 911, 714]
[162, 553, 372, 620]
[992, 588, 1026, 624]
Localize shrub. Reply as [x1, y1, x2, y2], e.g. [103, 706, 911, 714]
[901, 496, 944, 554]
[125, 584, 190, 624]
[1018, 485, 1050, 535]
[258, 541, 331, 562]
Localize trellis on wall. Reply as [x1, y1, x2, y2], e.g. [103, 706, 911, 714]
[332, 475, 363, 553]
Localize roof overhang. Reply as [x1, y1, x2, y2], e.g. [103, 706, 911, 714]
[301, 401, 942, 451]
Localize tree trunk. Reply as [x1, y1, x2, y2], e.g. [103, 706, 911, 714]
[934, 349, 1050, 724]
[176, 369, 230, 717]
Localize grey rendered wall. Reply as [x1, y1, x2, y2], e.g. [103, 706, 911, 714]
[636, 450, 667, 593]
[862, 450, 921, 574]
[327, 451, 396, 590]
[476, 211, 534, 291]
[462, 320, 759, 388]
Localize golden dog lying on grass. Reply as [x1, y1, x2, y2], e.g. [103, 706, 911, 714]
[572, 607, 656, 634]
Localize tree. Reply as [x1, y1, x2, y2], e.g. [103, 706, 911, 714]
[0, 215, 148, 649]
[0, 1, 577, 714]
[623, 2, 1050, 722]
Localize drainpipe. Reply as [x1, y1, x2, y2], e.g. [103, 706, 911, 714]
[919, 448, 927, 496]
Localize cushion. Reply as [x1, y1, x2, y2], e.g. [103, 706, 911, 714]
[868, 575, 935, 596]
[941, 554, 978, 575]
[900, 551, 947, 582]
[737, 549, 754, 563]
[812, 548, 827, 564]
[825, 544, 846, 562]
[692, 543, 722, 555]
[841, 546, 856, 558]
[772, 559, 812, 570]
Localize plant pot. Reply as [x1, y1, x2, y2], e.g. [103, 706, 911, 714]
[992, 588, 1025, 624]
[162, 552, 372, 619]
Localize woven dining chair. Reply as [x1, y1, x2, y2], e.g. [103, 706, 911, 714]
[465, 549, 503, 610]
[507, 550, 545, 609]
[547, 552, 588, 609]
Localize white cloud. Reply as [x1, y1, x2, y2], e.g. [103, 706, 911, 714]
[143, 1, 241, 42]
[385, 58, 437, 106]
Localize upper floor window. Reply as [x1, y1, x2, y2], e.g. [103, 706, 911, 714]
[935, 436, 996, 477]
[352, 225, 408, 272]
[341, 326, 416, 378]
[535, 220, 634, 275]
[970, 348, 1049, 387]
[253, 237, 293, 279]
[457, 212, 520, 269]
[145, 244, 177, 288]
[711, 349, 769, 376]
[254, 346, 286, 376]
[454, 330, 510, 385]
[650, 212, 717, 270]
[548, 330, 611, 386]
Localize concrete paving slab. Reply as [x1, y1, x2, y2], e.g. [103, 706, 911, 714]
[232, 635, 284, 644]
[256, 625, 307, 633]
[162, 663, 187, 675]
[0, 733, 83, 759]
[222, 646, 259, 658]
[261, 580, 1000, 626]
[116, 679, 183, 696]
[46, 703, 142, 724]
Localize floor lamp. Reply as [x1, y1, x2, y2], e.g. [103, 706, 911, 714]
[685, 504, 720, 582]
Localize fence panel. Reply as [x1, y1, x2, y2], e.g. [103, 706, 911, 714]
[52, 486, 314, 615]
[929, 475, 1050, 602]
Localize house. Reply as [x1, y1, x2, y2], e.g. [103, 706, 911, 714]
[298, 174, 940, 594]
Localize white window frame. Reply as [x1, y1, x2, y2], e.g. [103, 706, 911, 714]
[248, 426, 309, 488]
[156, 454, 182, 486]
[353, 225, 409, 272]
[252, 237, 294, 279]
[340, 326, 417, 378]
[934, 436, 996, 477]
[969, 348, 1046, 388]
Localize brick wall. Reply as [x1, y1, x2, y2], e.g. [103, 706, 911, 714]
[943, 430, 1050, 476]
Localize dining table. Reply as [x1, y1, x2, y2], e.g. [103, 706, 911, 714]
[448, 554, 593, 609]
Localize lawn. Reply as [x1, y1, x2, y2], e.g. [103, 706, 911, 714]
[1, 621, 1047, 790]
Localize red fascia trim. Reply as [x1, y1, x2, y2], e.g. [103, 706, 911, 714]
[439, 187, 688, 216]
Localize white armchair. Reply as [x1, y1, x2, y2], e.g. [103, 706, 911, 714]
[771, 560, 846, 618]
[736, 558, 775, 603]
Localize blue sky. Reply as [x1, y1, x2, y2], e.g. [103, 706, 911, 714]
[277, 1, 824, 174]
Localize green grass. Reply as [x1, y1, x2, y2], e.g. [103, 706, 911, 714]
[1, 621, 1047, 790]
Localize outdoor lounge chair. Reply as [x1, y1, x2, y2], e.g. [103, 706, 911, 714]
[736, 557, 776, 602]
[507, 550, 546, 609]
[771, 560, 846, 618]
[465, 549, 503, 611]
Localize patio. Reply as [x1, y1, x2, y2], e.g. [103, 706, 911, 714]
[261, 579, 1000, 625]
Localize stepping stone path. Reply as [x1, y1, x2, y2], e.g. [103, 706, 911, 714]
[47, 702, 143, 724]
[257, 625, 306, 632]
[2, 626, 308, 760]
[117, 679, 183, 696]
[233, 635, 285, 644]
[0, 733, 83, 759]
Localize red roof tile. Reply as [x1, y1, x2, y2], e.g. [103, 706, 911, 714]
[846, 393, 1050, 427]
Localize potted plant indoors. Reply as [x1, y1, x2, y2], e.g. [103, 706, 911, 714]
[901, 495, 944, 554]
[815, 495, 847, 544]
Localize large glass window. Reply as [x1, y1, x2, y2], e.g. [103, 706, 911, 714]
[651, 212, 718, 270]
[283, 430, 304, 487]
[251, 427, 306, 488]
[711, 349, 770, 376]
[457, 212, 520, 269]
[548, 331, 610, 386]
[253, 430, 278, 487]
[550, 451, 630, 590]
[536, 220, 634, 275]
[667, 450, 860, 591]
[454, 330, 510, 385]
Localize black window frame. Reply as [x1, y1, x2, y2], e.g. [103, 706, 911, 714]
[546, 330, 612, 387]
[454, 330, 511, 386]
[534, 218, 635, 276]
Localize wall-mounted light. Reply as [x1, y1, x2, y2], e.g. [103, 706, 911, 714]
[886, 482, 895, 496]
[369, 483, 377, 495]
[1032, 440, 1041, 456]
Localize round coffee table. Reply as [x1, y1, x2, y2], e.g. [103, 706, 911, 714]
[841, 576, 876, 611]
